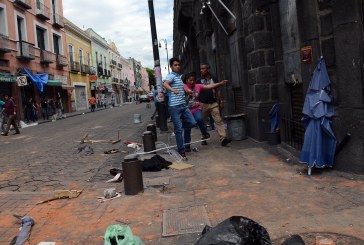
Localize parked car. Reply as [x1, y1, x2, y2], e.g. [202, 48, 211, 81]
[139, 94, 150, 103]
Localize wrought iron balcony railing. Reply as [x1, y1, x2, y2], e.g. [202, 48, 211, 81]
[56, 54, 68, 67]
[80, 64, 89, 74]
[89, 66, 96, 75]
[17, 41, 35, 60]
[13, 0, 32, 10]
[53, 12, 64, 28]
[0, 35, 11, 53]
[36, 0, 50, 20]
[40, 50, 54, 64]
[70, 61, 80, 72]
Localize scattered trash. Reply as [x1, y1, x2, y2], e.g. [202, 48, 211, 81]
[75, 144, 94, 155]
[98, 193, 122, 202]
[37, 190, 82, 204]
[104, 224, 144, 245]
[104, 149, 120, 154]
[142, 155, 172, 171]
[80, 133, 89, 144]
[281, 234, 305, 245]
[104, 188, 117, 199]
[106, 168, 124, 183]
[37, 242, 56, 245]
[19, 121, 38, 128]
[196, 216, 271, 245]
[316, 236, 334, 245]
[168, 162, 194, 170]
[192, 147, 199, 152]
[10, 216, 34, 245]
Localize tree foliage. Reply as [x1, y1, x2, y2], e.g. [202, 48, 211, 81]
[146, 68, 156, 89]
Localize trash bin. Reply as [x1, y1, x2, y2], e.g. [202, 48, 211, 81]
[224, 113, 247, 141]
[122, 154, 144, 195]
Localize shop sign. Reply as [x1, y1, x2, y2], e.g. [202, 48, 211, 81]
[89, 75, 98, 81]
[0, 74, 16, 83]
[17, 76, 28, 86]
[54, 75, 68, 85]
[301, 46, 313, 64]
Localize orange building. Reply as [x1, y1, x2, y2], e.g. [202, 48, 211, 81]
[0, 0, 71, 119]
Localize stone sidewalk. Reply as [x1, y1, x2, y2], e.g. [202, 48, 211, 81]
[0, 104, 363, 244]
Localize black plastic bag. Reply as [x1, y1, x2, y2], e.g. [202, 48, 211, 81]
[196, 216, 271, 245]
[142, 155, 171, 171]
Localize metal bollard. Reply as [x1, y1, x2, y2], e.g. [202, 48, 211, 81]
[147, 124, 157, 141]
[143, 131, 156, 153]
[122, 154, 144, 195]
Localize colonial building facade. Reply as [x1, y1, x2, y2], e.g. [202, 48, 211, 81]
[64, 18, 94, 111]
[0, 0, 70, 117]
[173, 0, 364, 173]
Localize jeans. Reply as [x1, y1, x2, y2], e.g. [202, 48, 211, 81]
[168, 104, 196, 153]
[184, 109, 208, 146]
[42, 108, 48, 120]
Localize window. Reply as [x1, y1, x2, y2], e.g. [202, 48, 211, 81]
[87, 52, 91, 66]
[104, 56, 106, 69]
[53, 34, 60, 54]
[36, 27, 46, 50]
[0, 3, 8, 36]
[100, 54, 102, 66]
[35, 24, 49, 50]
[16, 16, 26, 41]
[68, 44, 74, 63]
[95, 51, 98, 64]
[79, 49, 83, 65]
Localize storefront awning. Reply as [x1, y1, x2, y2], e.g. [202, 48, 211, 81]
[0, 74, 16, 83]
[47, 80, 63, 86]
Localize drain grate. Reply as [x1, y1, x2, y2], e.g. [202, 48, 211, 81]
[162, 205, 211, 237]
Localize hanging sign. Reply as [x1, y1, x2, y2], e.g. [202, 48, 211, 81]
[301, 46, 313, 64]
[17, 76, 28, 86]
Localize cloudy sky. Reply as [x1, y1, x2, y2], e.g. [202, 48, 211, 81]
[62, 0, 174, 74]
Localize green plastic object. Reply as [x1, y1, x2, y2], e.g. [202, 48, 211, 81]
[104, 225, 144, 245]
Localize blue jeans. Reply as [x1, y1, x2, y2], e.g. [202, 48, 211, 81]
[168, 104, 196, 153]
[184, 109, 208, 146]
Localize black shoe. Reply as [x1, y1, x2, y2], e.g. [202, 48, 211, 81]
[185, 145, 191, 152]
[203, 133, 210, 139]
[180, 152, 188, 161]
[221, 138, 231, 146]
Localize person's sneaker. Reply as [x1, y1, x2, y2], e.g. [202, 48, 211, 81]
[1, 132, 8, 136]
[180, 152, 188, 161]
[201, 133, 210, 145]
[221, 138, 231, 146]
[185, 145, 191, 152]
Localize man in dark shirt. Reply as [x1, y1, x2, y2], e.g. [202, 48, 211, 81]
[1, 94, 20, 136]
[196, 63, 231, 146]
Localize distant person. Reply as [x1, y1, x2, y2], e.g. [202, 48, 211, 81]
[196, 63, 231, 146]
[183, 72, 228, 150]
[89, 96, 96, 112]
[1, 94, 20, 136]
[163, 57, 196, 161]
[0, 97, 5, 132]
[41, 97, 49, 120]
[111, 95, 116, 107]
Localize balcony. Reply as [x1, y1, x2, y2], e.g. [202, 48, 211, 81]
[17, 41, 35, 60]
[89, 66, 96, 75]
[53, 12, 64, 28]
[36, 0, 50, 20]
[117, 63, 122, 69]
[40, 50, 54, 64]
[0, 35, 11, 53]
[80, 64, 89, 74]
[110, 60, 116, 67]
[70, 61, 80, 73]
[56, 54, 68, 67]
[113, 78, 119, 83]
[13, 0, 32, 10]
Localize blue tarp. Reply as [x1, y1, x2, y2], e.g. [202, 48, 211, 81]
[23, 68, 48, 93]
[269, 104, 279, 133]
[300, 58, 337, 168]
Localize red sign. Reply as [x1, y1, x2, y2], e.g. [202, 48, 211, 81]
[89, 75, 98, 81]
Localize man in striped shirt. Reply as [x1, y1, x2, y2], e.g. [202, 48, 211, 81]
[163, 58, 196, 160]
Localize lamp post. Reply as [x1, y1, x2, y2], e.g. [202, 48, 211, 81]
[159, 39, 170, 73]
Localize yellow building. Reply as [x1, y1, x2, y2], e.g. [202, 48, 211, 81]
[64, 18, 95, 111]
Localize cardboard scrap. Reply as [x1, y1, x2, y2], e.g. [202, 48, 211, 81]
[169, 162, 194, 170]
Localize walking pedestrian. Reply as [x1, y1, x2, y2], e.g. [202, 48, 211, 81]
[196, 63, 231, 146]
[183, 72, 228, 150]
[0, 96, 5, 132]
[1, 94, 20, 136]
[163, 57, 196, 161]
[40, 97, 49, 120]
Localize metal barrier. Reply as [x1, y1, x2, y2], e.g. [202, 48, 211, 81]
[281, 115, 304, 151]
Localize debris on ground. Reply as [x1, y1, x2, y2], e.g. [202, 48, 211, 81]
[196, 216, 271, 245]
[106, 168, 123, 183]
[75, 144, 94, 155]
[104, 225, 144, 245]
[168, 162, 194, 170]
[10, 216, 34, 245]
[141, 155, 172, 171]
[37, 190, 82, 204]
[104, 149, 120, 154]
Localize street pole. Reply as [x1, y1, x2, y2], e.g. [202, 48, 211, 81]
[148, 0, 168, 131]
